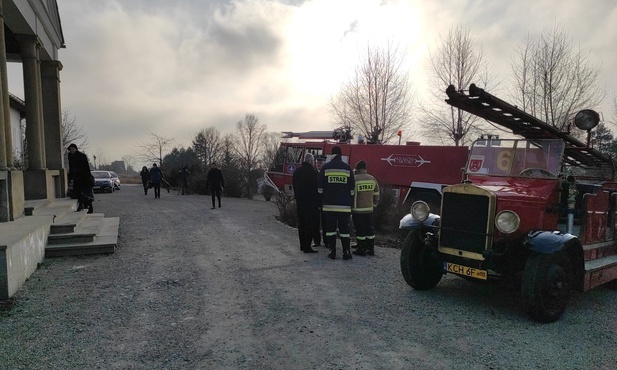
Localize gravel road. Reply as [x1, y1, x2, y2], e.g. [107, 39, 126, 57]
[0, 184, 616, 370]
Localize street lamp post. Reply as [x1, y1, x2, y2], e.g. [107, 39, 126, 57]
[93, 155, 97, 170]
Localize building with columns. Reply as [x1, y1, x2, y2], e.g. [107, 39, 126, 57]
[1, 0, 66, 222]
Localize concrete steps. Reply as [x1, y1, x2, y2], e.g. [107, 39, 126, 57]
[45, 215, 118, 257]
[25, 198, 119, 257]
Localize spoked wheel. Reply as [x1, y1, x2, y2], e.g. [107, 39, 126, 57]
[521, 252, 571, 323]
[400, 230, 443, 290]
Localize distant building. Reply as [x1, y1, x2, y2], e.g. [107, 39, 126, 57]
[110, 160, 126, 173]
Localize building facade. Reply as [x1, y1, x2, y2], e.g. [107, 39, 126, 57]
[1, 0, 66, 222]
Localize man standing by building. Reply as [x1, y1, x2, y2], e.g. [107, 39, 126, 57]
[293, 153, 319, 254]
[351, 160, 380, 256]
[318, 146, 355, 260]
[206, 162, 224, 209]
[67, 143, 94, 213]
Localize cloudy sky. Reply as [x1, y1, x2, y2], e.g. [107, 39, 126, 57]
[8, 0, 617, 165]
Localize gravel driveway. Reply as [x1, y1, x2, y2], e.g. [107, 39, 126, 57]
[0, 184, 616, 370]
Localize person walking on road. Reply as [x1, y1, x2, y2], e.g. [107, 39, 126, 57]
[206, 162, 224, 209]
[180, 166, 190, 195]
[292, 153, 319, 254]
[351, 160, 380, 256]
[150, 163, 163, 199]
[67, 143, 94, 213]
[140, 166, 150, 195]
[318, 146, 355, 260]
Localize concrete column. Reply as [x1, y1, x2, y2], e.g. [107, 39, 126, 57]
[20, 36, 44, 170]
[0, 1, 10, 170]
[35, 52, 46, 166]
[41, 60, 63, 170]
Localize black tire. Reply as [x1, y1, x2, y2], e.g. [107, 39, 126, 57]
[521, 252, 571, 323]
[400, 230, 443, 290]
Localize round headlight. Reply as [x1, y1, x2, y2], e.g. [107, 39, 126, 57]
[495, 210, 520, 234]
[574, 109, 600, 131]
[411, 201, 430, 222]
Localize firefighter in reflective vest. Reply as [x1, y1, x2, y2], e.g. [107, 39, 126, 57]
[318, 146, 355, 260]
[351, 160, 380, 256]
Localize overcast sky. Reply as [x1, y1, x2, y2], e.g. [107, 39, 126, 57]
[7, 0, 617, 166]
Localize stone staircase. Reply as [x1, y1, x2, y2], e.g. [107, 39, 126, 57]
[0, 199, 119, 299]
[26, 199, 119, 257]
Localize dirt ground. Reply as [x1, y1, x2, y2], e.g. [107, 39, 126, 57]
[0, 185, 616, 370]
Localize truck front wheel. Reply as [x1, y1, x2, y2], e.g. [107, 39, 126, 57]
[400, 230, 443, 290]
[521, 252, 571, 323]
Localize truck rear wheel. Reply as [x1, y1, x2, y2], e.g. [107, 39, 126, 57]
[400, 230, 443, 290]
[521, 252, 571, 323]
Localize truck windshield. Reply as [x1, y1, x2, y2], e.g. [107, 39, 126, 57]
[466, 139, 565, 178]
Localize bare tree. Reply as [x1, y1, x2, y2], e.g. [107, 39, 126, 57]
[511, 25, 605, 131]
[192, 127, 223, 167]
[122, 155, 135, 174]
[134, 129, 174, 166]
[235, 114, 267, 198]
[62, 107, 88, 150]
[422, 25, 494, 146]
[330, 42, 413, 144]
[260, 132, 282, 170]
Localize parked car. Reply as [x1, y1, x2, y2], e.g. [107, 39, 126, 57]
[91, 170, 115, 193]
[109, 171, 121, 190]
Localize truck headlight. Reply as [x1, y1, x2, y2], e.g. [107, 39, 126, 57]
[495, 210, 520, 234]
[411, 201, 430, 222]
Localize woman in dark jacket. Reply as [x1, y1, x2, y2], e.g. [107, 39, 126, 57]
[67, 143, 94, 213]
[140, 166, 150, 195]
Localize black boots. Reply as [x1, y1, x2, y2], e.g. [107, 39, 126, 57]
[353, 240, 367, 256]
[366, 239, 375, 256]
[342, 238, 352, 260]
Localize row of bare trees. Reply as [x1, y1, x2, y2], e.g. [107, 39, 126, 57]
[131, 114, 276, 199]
[330, 23, 609, 147]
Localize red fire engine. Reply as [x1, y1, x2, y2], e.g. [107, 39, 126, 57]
[265, 127, 468, 207]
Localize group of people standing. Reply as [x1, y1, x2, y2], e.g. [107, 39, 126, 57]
[293, 146, 379, 260]
[139, 162, 224, 208]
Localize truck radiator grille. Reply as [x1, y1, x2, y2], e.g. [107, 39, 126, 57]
[440, 192, 490, 254]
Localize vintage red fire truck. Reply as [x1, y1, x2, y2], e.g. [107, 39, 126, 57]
[400, 83, 617, 322]
[265, 128, 468, 207]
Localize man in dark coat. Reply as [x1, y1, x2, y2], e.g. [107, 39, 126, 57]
[180, 166, 190, 195]
[67, 143, 94, 213]
[150, 163, 163, 199]
[206, 162, 224, 209]
[292, 153, 320, 253]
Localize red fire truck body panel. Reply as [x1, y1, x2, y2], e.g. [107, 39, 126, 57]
[267, 141, 468, 202]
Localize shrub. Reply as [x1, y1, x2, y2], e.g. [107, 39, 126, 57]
[273, 192, 297, 227]
[373, 185, 399, 232]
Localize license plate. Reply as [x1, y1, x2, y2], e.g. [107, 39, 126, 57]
[446, 262, 487, 280]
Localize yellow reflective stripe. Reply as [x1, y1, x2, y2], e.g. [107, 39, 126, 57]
[352, 207, 373, 212]
[325, 232, 337, 236]
[339, 234, 350, 238]
[366, 235, 375, 239]
[324, 169, 350, 176]
[323, 205, 351, 212]
[356, 236, 366, 241]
